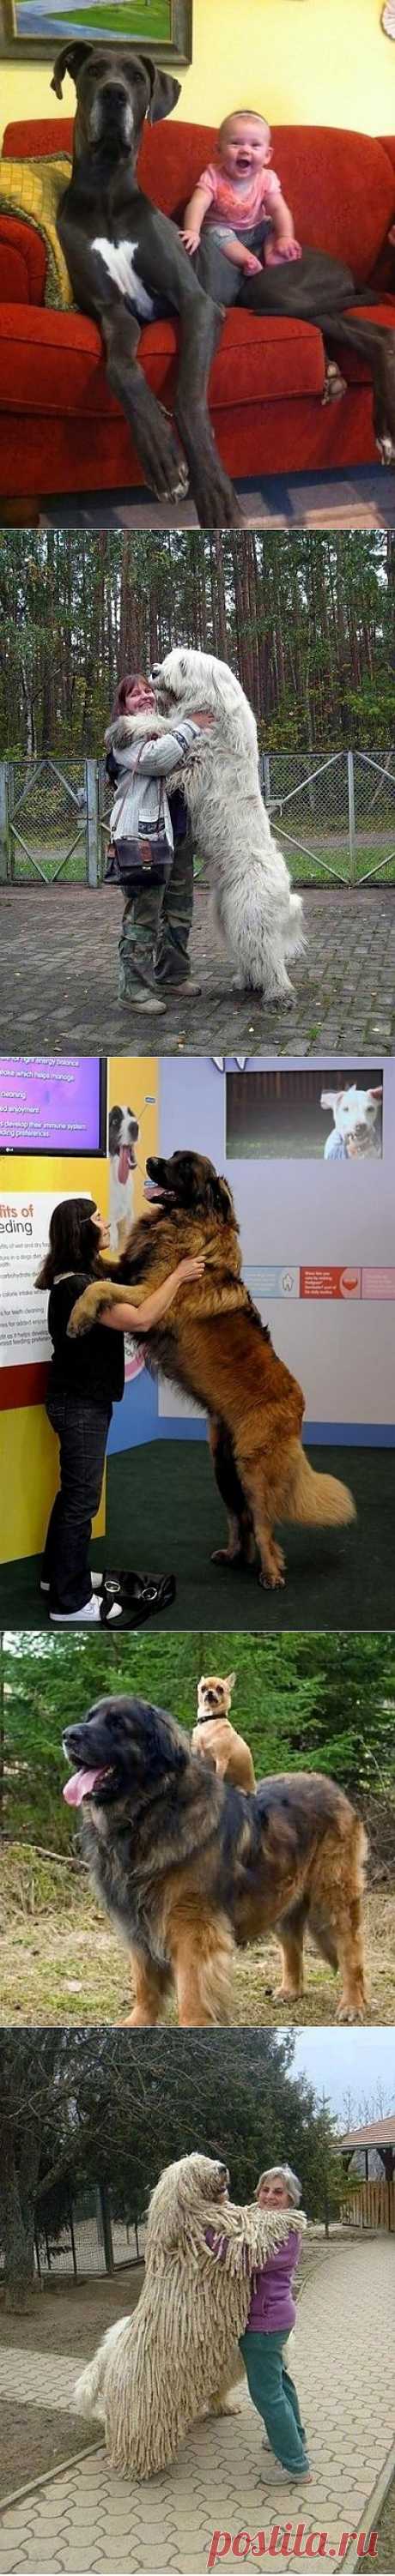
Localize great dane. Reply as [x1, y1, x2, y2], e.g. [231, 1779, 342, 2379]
[52, 44, 395, 525]
[51, 42, 242, 527]
[197, 236, 395, 466]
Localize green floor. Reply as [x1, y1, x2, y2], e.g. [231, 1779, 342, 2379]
[1, 1439, 393, 1633]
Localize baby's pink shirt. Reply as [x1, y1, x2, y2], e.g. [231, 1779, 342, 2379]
[197, 161, 281, 232]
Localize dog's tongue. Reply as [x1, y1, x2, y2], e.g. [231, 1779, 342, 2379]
[118, 1145, 131, 1184]
[64, 1767, 105, 1807]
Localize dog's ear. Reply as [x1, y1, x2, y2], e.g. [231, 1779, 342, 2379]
[51, 40, 92, 96]
[369, 1087, 383, 1101]
[140, 57, 181, 123]
[210, 1173, 235, 1222]
[145, 1704, 188, 1775]
[320, 1091, 341, 1111]
[226, 1673, 236, 1692]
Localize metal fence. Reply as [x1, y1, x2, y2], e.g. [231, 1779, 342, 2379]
[0, 747, 394, 887]
[0, 757, 111, 889]
[263, 748, 395, 886]
[33, 2189, 148, 2282]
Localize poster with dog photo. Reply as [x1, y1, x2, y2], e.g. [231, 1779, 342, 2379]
[226, 1065, 384, 1161]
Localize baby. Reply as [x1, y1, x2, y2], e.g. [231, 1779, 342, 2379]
[181, 108, 301, 278]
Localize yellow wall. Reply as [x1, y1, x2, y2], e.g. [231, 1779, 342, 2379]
[1, 0, 393, 148]
[0, 1054, 158, 1564]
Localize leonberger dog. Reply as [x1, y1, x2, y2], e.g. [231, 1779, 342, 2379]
[69, 1149, 356, 1590]
[63, 1694, 368, 2026]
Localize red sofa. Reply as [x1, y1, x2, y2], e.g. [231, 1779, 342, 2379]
[0, 114, 394, 508]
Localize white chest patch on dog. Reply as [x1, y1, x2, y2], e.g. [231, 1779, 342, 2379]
[92, 238, 155, 319]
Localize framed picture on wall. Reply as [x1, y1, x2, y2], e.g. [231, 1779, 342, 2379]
[0, 0, 192, 64]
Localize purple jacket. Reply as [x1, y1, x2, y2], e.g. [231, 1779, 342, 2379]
[205, 2224, 301, 2335]
[246, 2229, 301, 2333]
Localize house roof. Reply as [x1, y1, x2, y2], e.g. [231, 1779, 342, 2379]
[340, 2116, 395, 2151]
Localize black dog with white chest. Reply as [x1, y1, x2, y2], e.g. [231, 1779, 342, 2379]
[51, 43, 242, 528]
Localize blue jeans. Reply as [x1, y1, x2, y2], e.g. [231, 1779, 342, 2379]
[239, 2330, 308, 2473]
[44, 1394, 112, 1611]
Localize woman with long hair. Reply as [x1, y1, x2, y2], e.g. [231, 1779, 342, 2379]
[36, 1194, 204, 1623]
[106, 669, 207, 1015]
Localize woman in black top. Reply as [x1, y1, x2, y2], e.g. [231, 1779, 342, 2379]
[37, 1196, 204, 1625]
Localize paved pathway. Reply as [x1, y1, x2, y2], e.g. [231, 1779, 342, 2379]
[1, 885, 395, 1054]
[0, 2242, 394, 2574]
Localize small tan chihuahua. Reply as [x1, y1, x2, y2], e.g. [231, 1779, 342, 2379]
[191, 1673, 256, 1792]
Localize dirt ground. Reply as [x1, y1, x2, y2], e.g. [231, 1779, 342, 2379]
[1, 1853, 394, 2029]
[360, 2479, 395, 2573]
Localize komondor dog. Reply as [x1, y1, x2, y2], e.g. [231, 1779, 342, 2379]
[74, 2152, 306, 2474]
[106, 647, 305, 1006]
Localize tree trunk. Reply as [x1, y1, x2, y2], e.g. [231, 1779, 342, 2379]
[3, 2144, 37, 2310]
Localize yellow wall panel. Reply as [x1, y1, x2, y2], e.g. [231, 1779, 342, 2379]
[1, 1402, 105, 1563]
[1, 0, 393, 148]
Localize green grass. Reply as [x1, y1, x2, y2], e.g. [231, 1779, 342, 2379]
[278, 839, 395, 888]
[11, 836, 395, 888]
[2, 1849, 394, 2030]
[47, 1, 172, 31]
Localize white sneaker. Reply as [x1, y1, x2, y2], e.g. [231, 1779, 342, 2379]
[50, 1596, 101, 1626]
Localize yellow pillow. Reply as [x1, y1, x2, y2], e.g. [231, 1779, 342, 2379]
[0, 156, 74, 309]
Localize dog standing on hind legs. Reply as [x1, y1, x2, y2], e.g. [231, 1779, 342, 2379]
[72, 2155, 306, 2474]
[108, 648, 306, 1007]
[68, 1149, 357, 1594]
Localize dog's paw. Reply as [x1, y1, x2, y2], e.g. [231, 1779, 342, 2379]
[336, 2000, 366, 2024]
[67, 1297, 94, 1337]
[263, 991, 295, 1013]
[210, 1545, 242, 1566]
[258, 1552, 286, 1590]
[376, 433, 395, 466]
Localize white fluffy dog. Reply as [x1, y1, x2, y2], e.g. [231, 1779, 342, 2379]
[110, 649, 305, 1005]
[156, 648, 305, 1004]
[73, 2151, 304, 2476]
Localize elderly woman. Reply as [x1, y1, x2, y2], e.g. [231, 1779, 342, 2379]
[238, 2163, 311, 2482]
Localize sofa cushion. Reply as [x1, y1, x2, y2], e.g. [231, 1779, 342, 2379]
[0, 157, 73, 307]
[3, 117, 395, 280]
[0, 301, 329, 418]
[0, 214, 46, 303]
[1, 295, 395, 424]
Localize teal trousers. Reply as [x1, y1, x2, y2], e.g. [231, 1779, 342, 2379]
[239, 2330, 308, 2473]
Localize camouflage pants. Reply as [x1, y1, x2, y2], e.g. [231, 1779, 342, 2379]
[118, 830, 194, 999]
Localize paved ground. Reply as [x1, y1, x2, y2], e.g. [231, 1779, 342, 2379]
[40, 466, 395, 533]
[1, 884, 395, 1054]
[0, 2241, 394, 2574]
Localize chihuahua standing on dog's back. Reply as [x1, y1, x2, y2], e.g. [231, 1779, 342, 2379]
[192, 1674, 256, 1792]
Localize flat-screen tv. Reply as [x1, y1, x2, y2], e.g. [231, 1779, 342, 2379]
[0, 1058, 106, 1156]
[226, 1065, 384, 1161]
